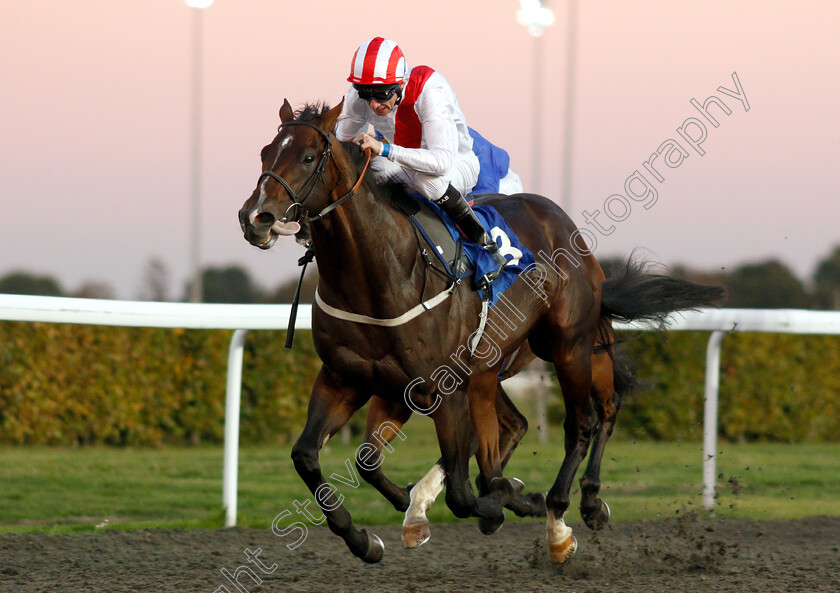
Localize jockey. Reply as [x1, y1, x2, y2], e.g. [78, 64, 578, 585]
[336, 37, 523, 281]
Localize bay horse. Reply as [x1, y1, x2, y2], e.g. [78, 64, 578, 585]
[238, 100, 723, 563]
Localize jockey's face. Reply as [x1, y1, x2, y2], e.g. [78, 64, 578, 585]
[363, 81, 405, 116]
[368, 94, 398, 116]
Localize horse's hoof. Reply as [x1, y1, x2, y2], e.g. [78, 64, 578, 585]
[489, 477, 524, 503]
[581, 499, 611, 531]
[548, 534, 577, 563]
[478, 510, 506, 536]
[361, 532, 385, 564]
[401, 520, 431, 549]
[506, 491, 546, 518]
[594, 500, 611, 530]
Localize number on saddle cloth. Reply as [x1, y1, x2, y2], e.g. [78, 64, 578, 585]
[463, 205, 534, 304]
[394, 192, 535, 306]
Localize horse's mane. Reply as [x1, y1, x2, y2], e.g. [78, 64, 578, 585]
[294, 102, 412, 205]
[294, 102, 331, 122]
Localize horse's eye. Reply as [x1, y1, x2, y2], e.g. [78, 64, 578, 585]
[303, 155, 315, 165]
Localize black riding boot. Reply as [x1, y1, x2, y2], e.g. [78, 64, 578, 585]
[436, 184, 507, 284]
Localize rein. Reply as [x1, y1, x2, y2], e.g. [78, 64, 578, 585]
[267, 116, 462, 344]
[310, 144, 371, 221]
[259, 120, 372, 224]
[276, 121, 371, 348]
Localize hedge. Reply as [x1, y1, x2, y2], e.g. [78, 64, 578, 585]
[0, 323, 319, 446]
[1, 323, 838, 444]
[607, 331, 840, 442]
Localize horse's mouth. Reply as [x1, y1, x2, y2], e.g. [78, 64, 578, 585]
[250, 220, 301, 250]
[255, 233, 278, 250]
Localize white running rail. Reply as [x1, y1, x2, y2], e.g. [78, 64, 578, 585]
[0, 294, 309, 527]
[612, 308, 840, 512]
[2, 294, 839, 523]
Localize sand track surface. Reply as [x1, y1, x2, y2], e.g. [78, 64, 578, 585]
[1, 516, 839, 592]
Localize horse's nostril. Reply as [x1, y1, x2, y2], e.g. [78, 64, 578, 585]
[255, 212, 275, 226]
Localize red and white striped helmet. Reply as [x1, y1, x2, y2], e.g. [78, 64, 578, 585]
[347, 37, 406, 85]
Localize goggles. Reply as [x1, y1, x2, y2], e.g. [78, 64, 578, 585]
[353, 84, 400, 103]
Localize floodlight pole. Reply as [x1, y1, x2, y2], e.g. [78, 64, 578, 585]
[561, 0, 577, 213]
[186, 1, 213, 302]
[517, 1, 555, 195]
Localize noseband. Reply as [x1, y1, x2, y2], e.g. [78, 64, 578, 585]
[258, 120, 371, 224]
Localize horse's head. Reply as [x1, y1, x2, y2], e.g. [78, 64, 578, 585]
[239, 99, 344, 250]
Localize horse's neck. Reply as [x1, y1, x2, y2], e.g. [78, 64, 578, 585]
[311, 186, 422, 312]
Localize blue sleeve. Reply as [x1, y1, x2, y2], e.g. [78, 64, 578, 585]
[468, 128, 511, 194]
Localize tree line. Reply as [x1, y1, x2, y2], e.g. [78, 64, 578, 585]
[2, 244, 840, 309]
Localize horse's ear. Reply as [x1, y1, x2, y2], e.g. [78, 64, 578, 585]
[319, 98, 345, 134]
[279, 99, 294, 123]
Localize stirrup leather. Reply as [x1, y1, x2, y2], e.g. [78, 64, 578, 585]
[436, 184, 507, 286]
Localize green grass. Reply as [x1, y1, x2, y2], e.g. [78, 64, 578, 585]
[1, 420, 838, 534]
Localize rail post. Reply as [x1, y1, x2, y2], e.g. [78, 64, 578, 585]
[223, 329, 249, 527]
[702, 330, 726, 513]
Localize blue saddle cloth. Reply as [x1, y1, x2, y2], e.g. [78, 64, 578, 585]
[414, 197, 535, 306]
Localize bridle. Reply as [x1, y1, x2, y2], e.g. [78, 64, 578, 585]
[258, 120, 371, 224]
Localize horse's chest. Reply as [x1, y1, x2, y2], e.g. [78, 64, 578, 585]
[315, 332, 447, 397]
[325, 348, 412, 392]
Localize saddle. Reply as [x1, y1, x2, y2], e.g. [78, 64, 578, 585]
[389, 191, 475, 279]
[286, 187, 535, 351]
[387, 191, 535, 306]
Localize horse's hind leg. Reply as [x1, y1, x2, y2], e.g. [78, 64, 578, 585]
[579, 349, 617, 531]
[290, 368, 383, 563]
[356, 396, 414, 512]
[469, 370, 525, 535]
[544, 335, 598, 563]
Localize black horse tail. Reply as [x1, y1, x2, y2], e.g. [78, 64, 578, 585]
[600, 256, 725, 332]
[611, 346, 643, 410]
[598, 256, 723, 407]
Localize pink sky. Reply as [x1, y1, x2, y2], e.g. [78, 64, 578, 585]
[1, 0, 838, 299]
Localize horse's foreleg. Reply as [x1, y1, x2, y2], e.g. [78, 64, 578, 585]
[401, 461, 444, 548]
[431, 390, 507, 527]
[356, 396, 413, 512]
[495, 382, 546, 518]
[355, 396, 440, 549]
[290, 368, 382, 563]
[403, 381, 544, 548]
[579, 350, 617, 531]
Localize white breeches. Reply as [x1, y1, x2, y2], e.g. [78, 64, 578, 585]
[498, 168, 523, 195]
[372, 153, 522, 200]
[371, 151, 480, 201]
